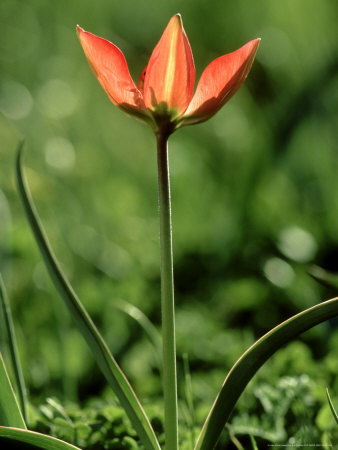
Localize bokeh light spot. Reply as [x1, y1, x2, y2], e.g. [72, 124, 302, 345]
[278, 226, 317, 263]
[45, 137, 76, 172]
[263, 257, 295, 288]
[37, 79, 78, 119]
[0, 81, 33, 119]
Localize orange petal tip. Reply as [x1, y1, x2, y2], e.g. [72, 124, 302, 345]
[252, 38, 261, 47]
[183, 37, 261, 125]
[76, 25, 85, 38]
[169, 13, 183, 28]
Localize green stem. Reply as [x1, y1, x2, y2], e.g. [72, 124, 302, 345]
[156, 133, 178, 450]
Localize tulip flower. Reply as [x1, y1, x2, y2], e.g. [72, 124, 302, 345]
[77, 15, 259, 450]
[77, 14, 260, 135]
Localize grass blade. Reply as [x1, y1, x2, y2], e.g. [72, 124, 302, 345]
[195, 296, 338, 450]
[326, 388, 338, 425]
[250, 434, 259, 450]
[0, 274, 28, 423]
[225, 424, 244, 450]
[0, 426, 80, 449]
[182, 353, 196, 448]
[0, 353, 26, 428]
[309, 265, 338, 289]
[115, 299, 162, 371]
[15, 142, 160, 450]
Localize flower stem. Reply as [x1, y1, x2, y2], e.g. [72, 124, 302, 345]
[156, 132, 178, 450]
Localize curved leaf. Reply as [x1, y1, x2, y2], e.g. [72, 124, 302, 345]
[15, 142, 160, 450]
[0, 354, 26, 429]
[195, 296, 338, 450]
[0, 426, 80, 449]
[0, 274, 28, 423]
[309, 265, 338, 289]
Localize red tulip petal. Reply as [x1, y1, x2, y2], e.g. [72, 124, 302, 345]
[143, 14, 195, 117]
[77, 26, 148, 118]
[183, 39, 260, 125]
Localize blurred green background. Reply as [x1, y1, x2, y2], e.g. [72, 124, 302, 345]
[0, 0, 338, 443]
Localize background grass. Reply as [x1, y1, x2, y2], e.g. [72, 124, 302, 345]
[1, 0, 338, 447]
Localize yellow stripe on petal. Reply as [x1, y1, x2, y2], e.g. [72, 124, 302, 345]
[162, 22, 179, 105]
[143, 14, 195, 118]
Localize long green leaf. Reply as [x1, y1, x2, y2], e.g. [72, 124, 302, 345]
[0, 274, 28, 423]
[0, 426, 80, 449]
[15, 142, 160, 450]
[195, 296, 338, 450]
[0, 353, 26, 428]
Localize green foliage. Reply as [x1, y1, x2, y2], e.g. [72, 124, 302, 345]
[0, 0, 338, 449]
[34, 399, 141, 449]
[232, 375, 319, 445]
[27, 373, 338, 449]
[31, 398, 168, 449]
